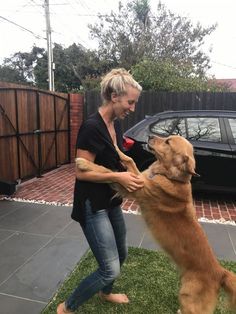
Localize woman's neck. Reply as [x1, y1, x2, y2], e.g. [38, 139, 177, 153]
[98, 105, 115, 127]
[98, 105, 117, 145]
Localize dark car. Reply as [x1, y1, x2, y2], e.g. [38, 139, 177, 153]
[123, 110, 236, 194]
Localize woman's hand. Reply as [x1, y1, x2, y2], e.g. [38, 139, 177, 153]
[116, 172, 144, 192]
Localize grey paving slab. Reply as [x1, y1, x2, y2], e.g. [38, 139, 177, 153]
[0, 237, 89, 302]
[57, 220, 87, 239]
[0, 200, 49, 213]
[0, 232, 51, 284]
[0, 294, 45, 314]
[0, 200, 20, 218]
[140, 230, 161, 251]
[201, 222, 236, 261]
[124, 213, 147, 247]
[124, 213, 236, 262]
[0, 229, 15, 243]
[0, 203, 48, 231]
[0, 200, 24, 208]
[225, 224, 236, 253]
[19, 205, 72, 236]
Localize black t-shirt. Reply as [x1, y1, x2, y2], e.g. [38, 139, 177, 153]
[71, 111, 125, 226]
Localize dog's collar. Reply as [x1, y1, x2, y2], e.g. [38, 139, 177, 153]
[149, 171, 189, 184]
[148, 172, 157, 179]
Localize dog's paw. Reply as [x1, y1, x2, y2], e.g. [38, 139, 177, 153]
[75, 158, 90, 171]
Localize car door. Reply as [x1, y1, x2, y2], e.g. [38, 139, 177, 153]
[223, 117, 236, 188]
[186, 116, 232, 189]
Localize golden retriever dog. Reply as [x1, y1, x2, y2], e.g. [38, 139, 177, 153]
[76, 135, 236, 314]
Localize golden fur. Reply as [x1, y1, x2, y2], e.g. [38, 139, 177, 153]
[76, 135, 236, 314]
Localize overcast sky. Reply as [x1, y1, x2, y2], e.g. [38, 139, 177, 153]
[0, 0, 236, 79]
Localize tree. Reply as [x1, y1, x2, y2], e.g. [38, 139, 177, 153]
[0, 65, 27, 84]
[131, 59, 229, 92]
[3, 46, 45, 84]
[0, 42, 110, 92]
[88, 0, 216, 76]
[33, 49, 48, 90]
[35, 43, 112, 92]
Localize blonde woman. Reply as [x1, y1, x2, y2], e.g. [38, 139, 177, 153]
[57, 68, 144, 313]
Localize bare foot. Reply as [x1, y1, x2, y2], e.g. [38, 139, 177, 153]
[57, 302, 74, 314]
[99, 292, 129, 304]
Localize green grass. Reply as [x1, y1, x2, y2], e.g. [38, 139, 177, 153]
[42, 247, 236, 314]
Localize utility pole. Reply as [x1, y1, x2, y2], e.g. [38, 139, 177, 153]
[44, 0, 55, 91]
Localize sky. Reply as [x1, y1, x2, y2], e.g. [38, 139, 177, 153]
[0, 0, 236, 79]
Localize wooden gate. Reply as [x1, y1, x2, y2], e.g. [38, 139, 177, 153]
[0, 87, 70, 182]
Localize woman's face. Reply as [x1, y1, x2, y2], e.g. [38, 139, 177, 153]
[111, 86, 141, 119]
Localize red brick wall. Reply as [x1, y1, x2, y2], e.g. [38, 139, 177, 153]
[69, 93, 84, 162]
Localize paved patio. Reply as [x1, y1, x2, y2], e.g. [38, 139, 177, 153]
[1, 164, 236, 313]
[2, 163, 236, 223]
[1, 200, 236, 313]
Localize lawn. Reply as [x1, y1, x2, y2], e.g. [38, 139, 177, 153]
[42, 247, 236, 314]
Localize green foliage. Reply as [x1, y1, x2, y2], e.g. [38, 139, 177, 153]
[35, 43, 86, 92]
[0, 64, 28, 84]
[33, 49, 48, 90]
[89, 0, 216, 76]
[42, 247, 235, 314]
[0, 43, 108, 92]
[3, 46, 45, 83]
[131, 59, 230, 92]
[81, 75, 101, 91]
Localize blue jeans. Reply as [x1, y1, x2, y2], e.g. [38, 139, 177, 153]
[65, 202, 128, 311]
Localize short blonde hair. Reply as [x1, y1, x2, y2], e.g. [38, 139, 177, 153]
[100, 68, 142, 103]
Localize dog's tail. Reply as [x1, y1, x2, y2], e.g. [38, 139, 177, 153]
[221, 269, 236, 309]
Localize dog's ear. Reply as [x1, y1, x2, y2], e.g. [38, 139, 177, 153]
[183, 155, 200, 177]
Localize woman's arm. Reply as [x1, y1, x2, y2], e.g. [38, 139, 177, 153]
[75, 149, 144, 192]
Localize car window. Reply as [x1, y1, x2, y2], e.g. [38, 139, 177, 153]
[228, 119, 236, 143]
[150, 118, 186, 137]
[186, 117, 221, 142]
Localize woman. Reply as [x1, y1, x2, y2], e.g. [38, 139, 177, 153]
[57, 68, 144, 313]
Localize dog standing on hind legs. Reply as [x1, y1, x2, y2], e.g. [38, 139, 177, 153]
[76, 134, 236, 314]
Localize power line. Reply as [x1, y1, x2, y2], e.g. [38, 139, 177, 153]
[51, 12, 110, 17]
[0, 15, 46, 40]
[212, 60, 236, 70]
[73, 0, 93, 12]
[48, 5, 95, 48]
[29, 0, 41, 6]
[47, 0, 111, 48]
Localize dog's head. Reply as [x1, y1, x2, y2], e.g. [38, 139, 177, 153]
[148, 135, 199, 182]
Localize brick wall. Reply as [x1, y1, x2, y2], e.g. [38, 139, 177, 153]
[69, 93, 84, 162]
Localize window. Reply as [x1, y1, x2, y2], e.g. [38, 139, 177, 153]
[186, 117, 221, 142]
[150, 116, 222, 142]
[228, 119, 236, 143]
[150, 118, 186, 137]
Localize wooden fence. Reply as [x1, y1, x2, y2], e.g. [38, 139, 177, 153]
[85, 91, 236, 132]
[0, 85, 70, 182]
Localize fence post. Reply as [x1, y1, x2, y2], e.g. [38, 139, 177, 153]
[69, 93, 84, 162]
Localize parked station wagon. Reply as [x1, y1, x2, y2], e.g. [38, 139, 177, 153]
[123, 110, 236, 194]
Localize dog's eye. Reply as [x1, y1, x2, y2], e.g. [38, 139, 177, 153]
[165, 139, 170, 145]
